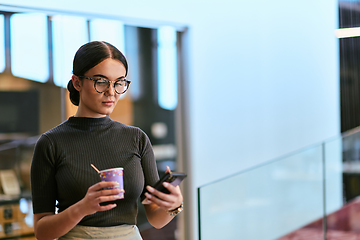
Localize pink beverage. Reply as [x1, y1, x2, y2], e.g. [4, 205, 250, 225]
[99, 167, 124, 199]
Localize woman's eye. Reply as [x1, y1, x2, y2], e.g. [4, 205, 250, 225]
[115, 81, 125, 86]
[96, 79, 108, 85]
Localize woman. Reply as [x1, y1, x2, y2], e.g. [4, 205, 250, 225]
[31, 41, 184, 240]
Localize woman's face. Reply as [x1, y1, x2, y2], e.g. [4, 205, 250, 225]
[73, 58, 127, 118]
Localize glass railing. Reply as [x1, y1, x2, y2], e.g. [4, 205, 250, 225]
[198, 127, 360, 240]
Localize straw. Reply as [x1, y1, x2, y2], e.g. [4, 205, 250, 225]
[167, 166, 172, 174]
[90, 164, 100, 173]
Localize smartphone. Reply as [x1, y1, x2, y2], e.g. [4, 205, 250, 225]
[142, 172, 187, 204]
[152, 172, 187, 194]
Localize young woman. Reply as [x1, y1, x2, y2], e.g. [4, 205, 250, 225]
[31, 41, 184, 240]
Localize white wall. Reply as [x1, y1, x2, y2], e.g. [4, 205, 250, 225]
[2, 0, 340, 239]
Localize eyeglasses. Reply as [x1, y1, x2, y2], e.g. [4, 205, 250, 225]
[79, 76, 131, 94]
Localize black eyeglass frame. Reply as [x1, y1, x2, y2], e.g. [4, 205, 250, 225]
[78, 76, 131, 94]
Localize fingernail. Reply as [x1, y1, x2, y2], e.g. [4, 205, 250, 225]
[163, 182, 169, 187]
[147, 186, 154, 192]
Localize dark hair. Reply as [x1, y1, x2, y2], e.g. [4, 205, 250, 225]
[67, 41, 128, 106]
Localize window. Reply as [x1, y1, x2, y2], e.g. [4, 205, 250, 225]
[10, 13, 49, 82]
[89, 18, 125, 54]
[0, 15, 5, 73]
[157, 26, 178, 110]
[52, 15, 88, 88]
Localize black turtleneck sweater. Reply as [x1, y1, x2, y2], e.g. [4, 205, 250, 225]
[31, 116, 159, 227]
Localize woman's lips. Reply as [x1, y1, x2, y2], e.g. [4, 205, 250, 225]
[103, 101, 114, 106]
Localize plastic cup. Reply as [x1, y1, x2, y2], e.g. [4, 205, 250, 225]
[99, 167, 124, 199]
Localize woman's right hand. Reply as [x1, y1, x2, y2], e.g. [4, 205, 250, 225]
[33, 181, 122, 240]
[77, 181, 122, 216]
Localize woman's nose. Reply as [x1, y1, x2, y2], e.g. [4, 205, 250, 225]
[105, 83, 116, 96]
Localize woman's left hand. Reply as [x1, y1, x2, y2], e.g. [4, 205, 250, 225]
[143, 167, 183, 211]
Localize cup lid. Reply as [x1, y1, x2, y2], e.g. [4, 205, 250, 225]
[99, 167, 124, 173]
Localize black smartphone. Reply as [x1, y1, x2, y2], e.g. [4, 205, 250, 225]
[152, 172, 187, 194]
[142, 172, 187, 204]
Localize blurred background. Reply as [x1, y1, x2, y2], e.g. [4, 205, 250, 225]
[0, 0, 358, 239]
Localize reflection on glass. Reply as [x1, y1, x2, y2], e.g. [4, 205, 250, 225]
[157, 26, 177, 110]
[0, 15, 5, 73]
[199, 145, 328, 240]
[89, 19, 125, 54]
[10, 13, 49, 82]
[324, 138, 343, 215]
[52, 15, 88, 88]
[198, 132, 347, 239]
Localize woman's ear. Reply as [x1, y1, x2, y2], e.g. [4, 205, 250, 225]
[72, 75, 82, 91]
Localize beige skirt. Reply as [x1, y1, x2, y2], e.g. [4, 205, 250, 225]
[58, 224, 143, 240]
